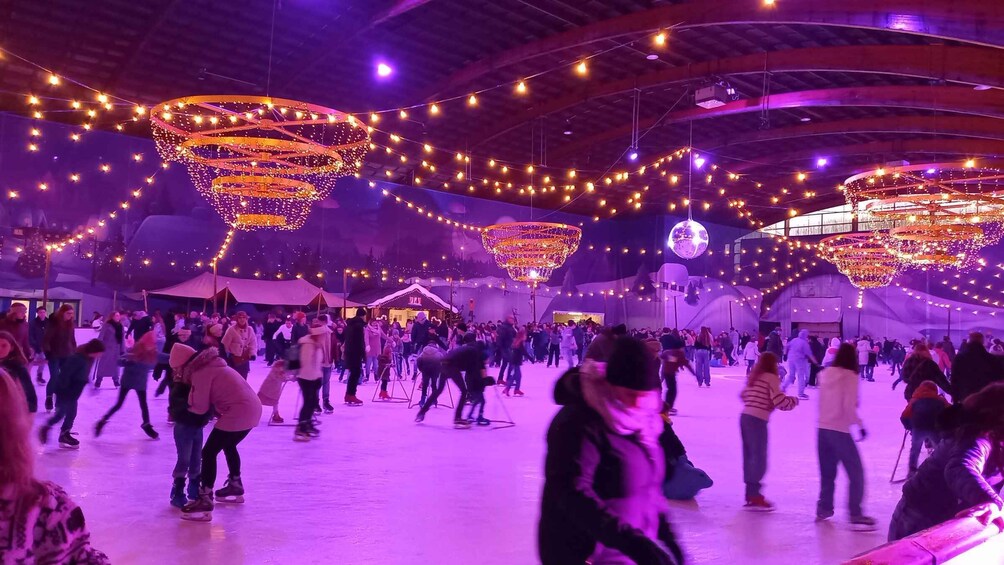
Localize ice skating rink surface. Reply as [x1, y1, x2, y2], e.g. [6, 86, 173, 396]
[36, 361, 917, 564]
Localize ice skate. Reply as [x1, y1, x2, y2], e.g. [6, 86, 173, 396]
[502, 388, 510, 396]
[181, 487, 214, 522]
[379, 390, 390, 400]
[323, 401, 334, 414]
[58, 431, 80, 449]
[414, 413, 425, 423]
[294, 429, 312, 442]
[743, 496, 775, 512]
[476, 416, 491, 426]
[141, 423, 159, 440]
[514, 389, 524, 396]
[454, 419, 472, 429]
[94, 418, 108, 437]
[344, 395, 363, 406]
[215, 475, 245, 503]
[170, 478, 187, 509]
[849, 515, 878, 532]
[270, 413, 285, 424]
[815, 509, 834, 522]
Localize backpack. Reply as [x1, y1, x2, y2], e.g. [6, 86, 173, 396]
[285, 343, 302, 371]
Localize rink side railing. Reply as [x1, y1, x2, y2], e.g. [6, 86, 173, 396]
[843, 510, 1004, 565]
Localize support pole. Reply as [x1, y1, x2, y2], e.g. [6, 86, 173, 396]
[142, 290, 148, 312]
[729, 300, 734, 327]
[112, 290, 118, 311]
[531, 282, 538, 322]
[673, 295, 679, 329]
[212, 262, 219, 315]
[343, 269, 348, 320]
[41, 246, 52, 309]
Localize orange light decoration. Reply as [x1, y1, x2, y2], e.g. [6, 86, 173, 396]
[481, 222, 582, 283]
[150, 95, 369, 231]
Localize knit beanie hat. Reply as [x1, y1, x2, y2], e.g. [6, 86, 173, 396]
[605, 336, 660, 391]
[169, 343, 197, 368]
[208, 324, 223, 338]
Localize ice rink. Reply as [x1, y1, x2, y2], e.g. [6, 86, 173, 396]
[34, 360, 916, 564]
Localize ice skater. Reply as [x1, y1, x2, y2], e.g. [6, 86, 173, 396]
[739, 353, 799, 511]
[815, 343, 876, 530]
[38, 339, 105, 449]
[94, 332, 160, 440]
[257, 360, 293, 424]
[174, 343, 262, 522]
[342, 307, 366, 406]
[294, 320, 326, 441]
[415, 340, 444, 407]
[167, 344, 213, 509]
[502, 329, 526, 397]
[782, 329, 817, 400]
[415, 333, 480, 428]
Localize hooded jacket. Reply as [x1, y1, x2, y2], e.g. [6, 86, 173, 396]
[901, 355, 952, 402]
[186, 348, 262, 431]
[900, 381, 950, 432]
[821, 338, 841, 366]
[784, 330, 814, 364]
[538, 368, 680, 565]
[411, 312, 432, 349]
[950, 342, 1003, 402]
[342, 316, 366, 362]
[297, 333, 325, 381]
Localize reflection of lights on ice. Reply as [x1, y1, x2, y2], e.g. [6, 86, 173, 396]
[667, 219, 709, 259]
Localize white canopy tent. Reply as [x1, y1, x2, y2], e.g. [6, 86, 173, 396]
[148, 272, 363, 308]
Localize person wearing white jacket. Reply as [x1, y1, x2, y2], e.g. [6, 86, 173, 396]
[742, 340, 760, 375]
[815, 343, 877, 531]
[294, 321, 327, 441]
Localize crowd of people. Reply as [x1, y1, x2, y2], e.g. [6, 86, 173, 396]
[1, 301, 1003, 562]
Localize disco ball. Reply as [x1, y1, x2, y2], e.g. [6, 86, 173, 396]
[668, 219, 709, 259]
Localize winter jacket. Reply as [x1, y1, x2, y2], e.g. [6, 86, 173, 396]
[742, 342, 759, 362]
[297, 335, 324, 381]
[119, 358, 153, 392]
[900, 382, 949, 432]
[51, 353, 91, 400]
[741, 371, 797, 421]
[856, 340, 871, 366]
[889, 435, 1003, 541]
[950, 343, 1003, 403]
[28, 316, 46, 354]
[560, 326, 577, 350]
[539, 370, 679, 565]
[411, 317, 432, 349]
[549, 329, 561, 346]
[263, 320, 282, 343]
[496, 322, 516, 351]
[784, 330, 814, 364]
[186, 318, 205, 346]
[127, 316, 152, 341]
[821, 338, 841, 366]
[222, 324, 258, 360]
[95, 322, 123, 379]
[364, 324, 384, 355]
[817, 367, 862, 433]
[5, 359, 36, 413]
[291, 322, 309, 345]
[42, 321, 77, 359]
[901, 356, 952, 402]
[764, 332, 783, 357]
[186, 348, 262, 432]
[169, 381, 212, 428]
[0, 316, 31, 357]
[342, 316, 366, 362]
[416, 345, 443, 379]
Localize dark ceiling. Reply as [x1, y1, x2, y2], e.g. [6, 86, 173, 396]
[2, 0, 1004, 227]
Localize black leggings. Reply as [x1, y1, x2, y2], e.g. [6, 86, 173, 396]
[547, 344, 560, 366]
[418, 369, 468, 422]
[201, 428, 251, 488]
[297, 378, 321, 429]
[102, 387, 150, 424]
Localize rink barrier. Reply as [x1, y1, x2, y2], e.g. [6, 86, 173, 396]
[843, 511, 1003, 564]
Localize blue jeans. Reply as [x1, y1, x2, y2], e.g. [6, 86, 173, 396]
[908, 429, 936, 472]
[172, 423, 204, 480]
[505, 364, 522, 392]
[365, 355, 379, 379]
[740, 414, 768, 498]
[783, 360, 810, 395]
[817, 429, 864, 517]
[320, 366, 333, 402]
[694, 349, 711, 385]
[45, 357, 67, 400]
[561, 347, 576, 369]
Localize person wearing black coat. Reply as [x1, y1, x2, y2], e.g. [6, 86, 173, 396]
[262, 313, 282, 366]
[496, 316, 516, 384]
[896, 347, 952, 402]
[0, 330, 36, 413]
[539, 337, 683, 565]
[38, 339, 106, 449]
[415, 333, 480, 427]
[808, 336, 826, 387]
[342, 308, 367, 406]
[950, 332, 1003, 403]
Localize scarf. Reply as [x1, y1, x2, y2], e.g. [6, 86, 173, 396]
[579, 360, 663, 453]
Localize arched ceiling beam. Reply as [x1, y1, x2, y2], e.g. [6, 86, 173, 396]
[474, 44, 1004, 146]
[428, 0, 1004, 98]
[728, 138, 1004, 173]
[704, 115, 1004, 149]
[548, 86, 1004, 162]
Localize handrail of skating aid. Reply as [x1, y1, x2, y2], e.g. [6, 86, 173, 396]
[842, 508, 1004, 565]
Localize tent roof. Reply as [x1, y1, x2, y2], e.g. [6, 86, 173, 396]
[149, 273, 363, 308]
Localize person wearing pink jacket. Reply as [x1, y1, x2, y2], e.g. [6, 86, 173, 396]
[170, 343, 262, 522]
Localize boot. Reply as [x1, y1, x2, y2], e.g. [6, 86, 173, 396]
[270, 413, 285, 424]
[141, 423, 159, 440]
[743, 495, 775, 512]
[476, 416, 491, 426]
[496, 376, 505, 386]
[514, 390, 524, 396]
[181, 487, 214, 521]
[344, 395, 363, 406]
[503, 388, 510, 396]
[94, 417, 108, 437]
[58, 430, 80, 449]
[44, 396, 53, 412]
[323, 401, 334, 414]
[38, 424, 52, 445]
[215, 475, 244, 503]
[379, 390, 390, 400]
[170, 478, 187, 509]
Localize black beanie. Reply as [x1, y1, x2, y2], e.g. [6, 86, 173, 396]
[605, 336, 660, 391]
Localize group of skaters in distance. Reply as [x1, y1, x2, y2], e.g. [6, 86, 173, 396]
[1, 300, 1003, 562]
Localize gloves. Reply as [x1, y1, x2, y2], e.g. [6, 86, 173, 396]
[857, 428, 868, 442]
[621, 534, 680, 565]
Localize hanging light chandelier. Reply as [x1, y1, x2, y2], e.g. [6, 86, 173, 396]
[150, 95, 370, 231]
[481, 222, 582, 283]
[819, 232, 901, 289]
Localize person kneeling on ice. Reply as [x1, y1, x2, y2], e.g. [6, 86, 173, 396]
[739, 352, 798, 511]
[538, 337, 684, 565]
[888, 382, 1004, 542]
[38, 339, 105, 449]
[167, 344, 214, 509]
[257, 360, 294, 424]
[815, 343, 876, 530]
[172, 343, 262, 521]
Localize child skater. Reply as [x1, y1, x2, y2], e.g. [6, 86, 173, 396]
[740, 352, 799, 511]
[94, 332, 160, 440]
[257, 360, 293, 424]
[742, 339, 760, 376]
[38, 339, 105, 449]
[900, 380, 950, 477]
[377, 341, 393, 401]
[167, 344, 213, 509]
